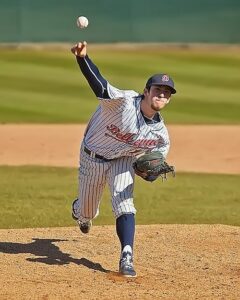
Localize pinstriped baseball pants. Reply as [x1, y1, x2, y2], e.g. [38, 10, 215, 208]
[75, 145, 137, 221]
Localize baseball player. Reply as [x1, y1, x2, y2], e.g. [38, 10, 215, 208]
[71, 41, 176, 277]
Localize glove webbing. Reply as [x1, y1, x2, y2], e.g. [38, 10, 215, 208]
[157, 162, 175, 181]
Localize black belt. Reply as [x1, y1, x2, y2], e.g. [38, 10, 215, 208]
[84, 146, 113, 162]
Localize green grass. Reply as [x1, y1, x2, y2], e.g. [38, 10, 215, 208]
[0, 46, 240, 124]
[0, 165, 239, 229]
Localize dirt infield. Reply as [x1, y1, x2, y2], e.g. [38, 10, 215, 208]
[0, 225, 240, 300]
[0, 124, 240, 174]
[0, 124, 240, 299]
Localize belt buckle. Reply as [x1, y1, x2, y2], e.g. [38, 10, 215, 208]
[90, 151, 95, 158]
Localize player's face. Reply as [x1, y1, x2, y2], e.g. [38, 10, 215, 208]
[145, 85, 172, 111]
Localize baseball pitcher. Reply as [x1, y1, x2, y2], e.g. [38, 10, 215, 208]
[71, 41, 177, 277]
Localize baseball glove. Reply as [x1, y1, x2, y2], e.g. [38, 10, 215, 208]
[132, 152, 175, 182]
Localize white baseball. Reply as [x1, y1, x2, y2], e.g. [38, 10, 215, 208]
[76, 16, 89, 29]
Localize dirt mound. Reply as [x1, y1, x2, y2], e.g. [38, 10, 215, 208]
[0, 225, 239, 299]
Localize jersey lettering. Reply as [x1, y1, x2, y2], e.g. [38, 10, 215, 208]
[106, 124, 161, 149]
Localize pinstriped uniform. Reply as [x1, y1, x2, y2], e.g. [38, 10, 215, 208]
[84, 84, 170, 158]
[77, 146, 136, 220]
[74, 82, 170, 221]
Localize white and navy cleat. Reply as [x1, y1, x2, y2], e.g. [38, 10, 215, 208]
[72, 198, 92, 234]
[119, 250, 136, 277]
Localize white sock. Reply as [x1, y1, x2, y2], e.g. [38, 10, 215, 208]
[122, 245, 132, 254]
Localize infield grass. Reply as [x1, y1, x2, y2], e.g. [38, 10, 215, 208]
[0, 46, 240, 124]
[0, 166, 239, 229]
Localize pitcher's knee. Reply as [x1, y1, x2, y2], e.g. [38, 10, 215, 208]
[113, 199, 136, 219]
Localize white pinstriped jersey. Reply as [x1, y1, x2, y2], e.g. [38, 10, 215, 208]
[83, 83, 170, 159]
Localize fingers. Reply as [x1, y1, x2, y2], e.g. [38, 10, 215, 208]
[71, 46, 77, 55]
[71, 41, 87, 57]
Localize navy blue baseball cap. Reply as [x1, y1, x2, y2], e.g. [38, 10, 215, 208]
[146, 74, 176, 94]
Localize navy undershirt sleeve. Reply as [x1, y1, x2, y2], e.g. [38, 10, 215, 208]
[76, 55, 109, 98]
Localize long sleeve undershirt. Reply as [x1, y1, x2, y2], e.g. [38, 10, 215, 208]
[76, 55, 160, 124]
[76, 55, 109, 99]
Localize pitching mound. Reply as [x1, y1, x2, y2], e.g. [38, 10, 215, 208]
[0, 225, 239, 299]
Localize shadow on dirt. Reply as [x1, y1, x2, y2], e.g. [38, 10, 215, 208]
[0, 238, 109, 273]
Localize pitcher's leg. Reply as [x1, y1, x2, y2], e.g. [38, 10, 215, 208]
[108, 156, 136, 218]
[107, 156, 137, 277]
[72, 147, 108, 233]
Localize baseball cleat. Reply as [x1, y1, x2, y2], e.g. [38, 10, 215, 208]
[77, 219, 92, 234]
[119, 251, 136, 277]
[72, 198, 92, 234]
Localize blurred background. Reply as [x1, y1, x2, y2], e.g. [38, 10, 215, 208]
[0, 0, 240, 43]
[0, 0, 239, 228]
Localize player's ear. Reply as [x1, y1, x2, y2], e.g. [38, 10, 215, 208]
[143, 88, 149, 97]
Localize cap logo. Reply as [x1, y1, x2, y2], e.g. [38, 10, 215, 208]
[162, 75, 169, 82]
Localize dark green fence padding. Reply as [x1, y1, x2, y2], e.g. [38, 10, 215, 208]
[0, 0, 239, 43]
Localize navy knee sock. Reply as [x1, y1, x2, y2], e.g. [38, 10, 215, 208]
[116, 214, 135, 253]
